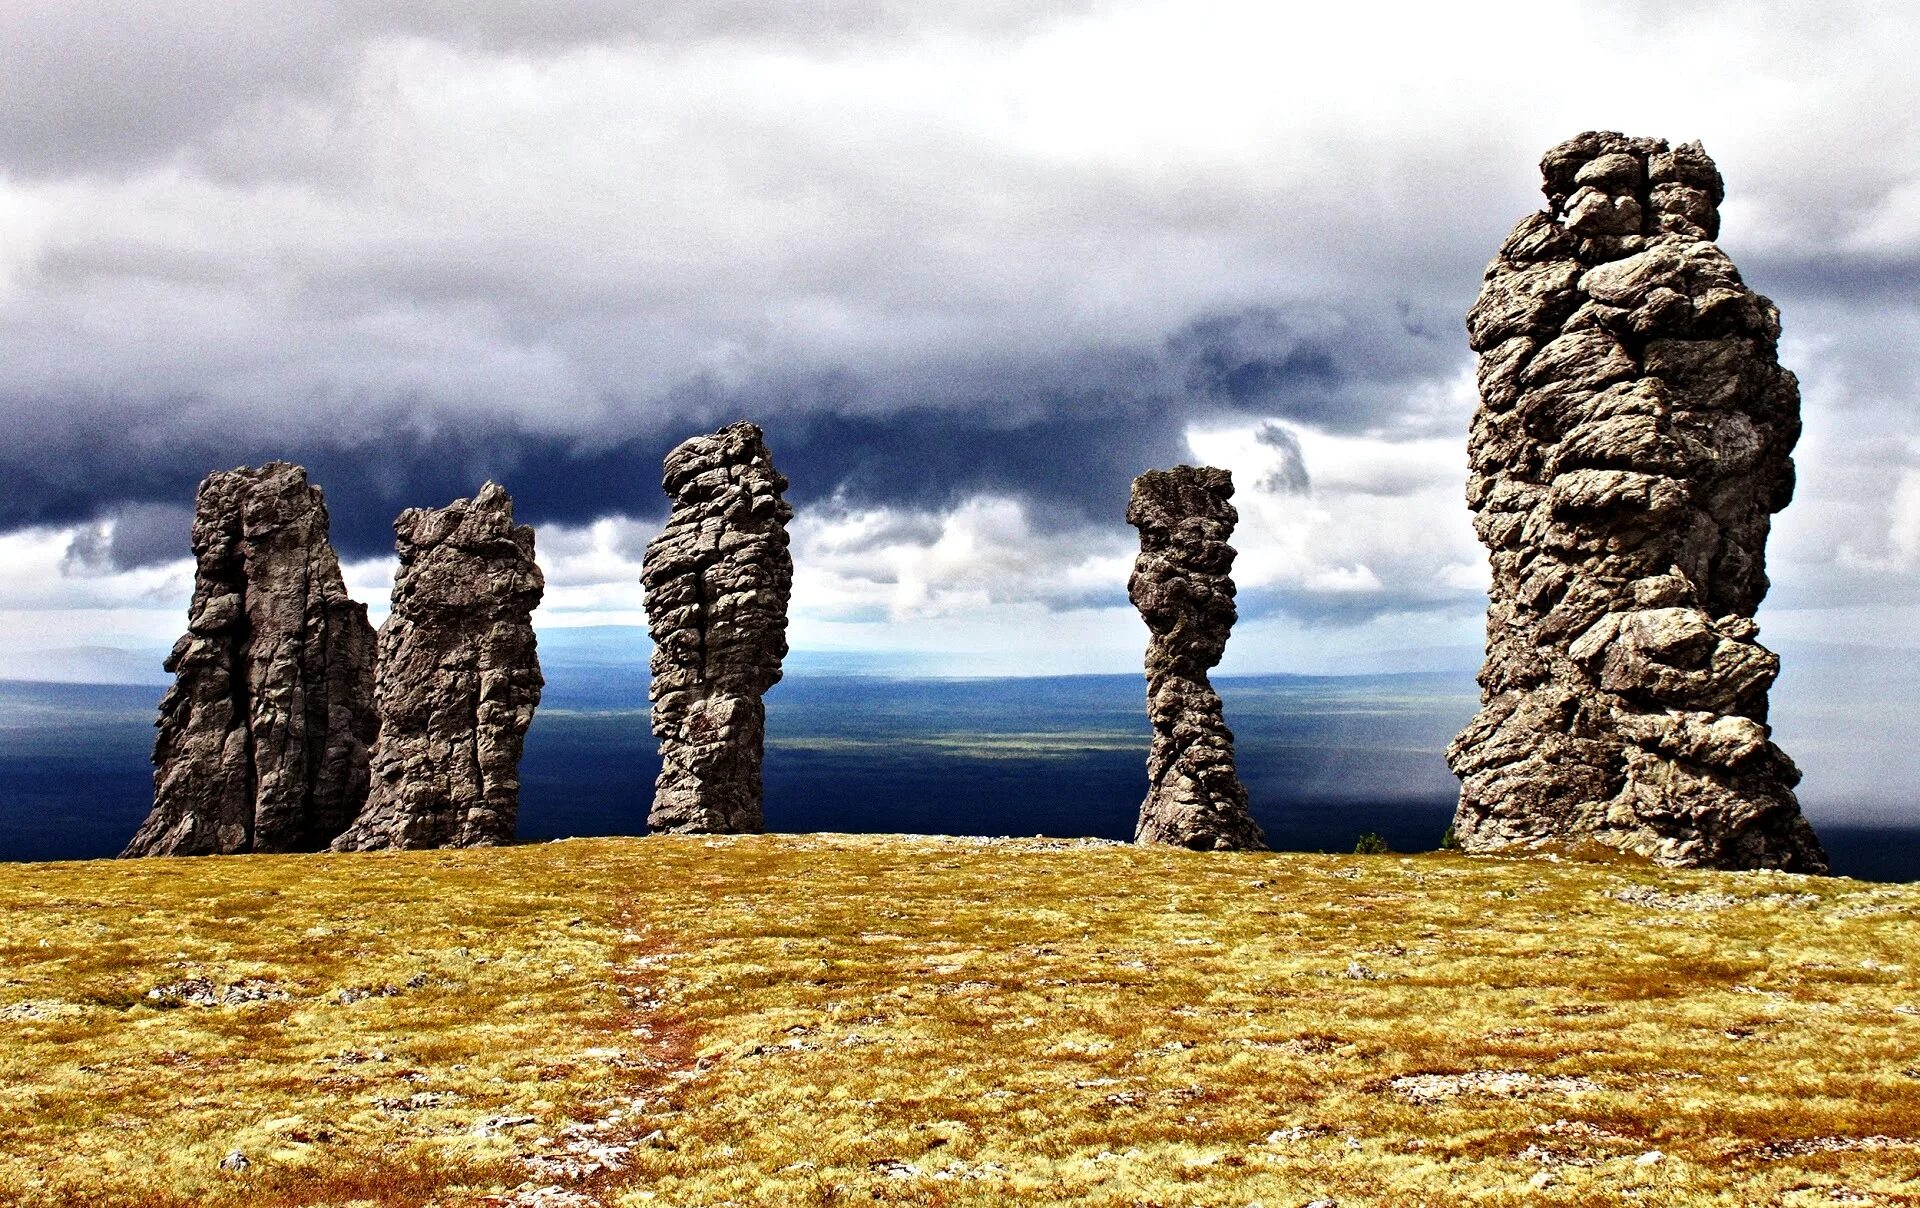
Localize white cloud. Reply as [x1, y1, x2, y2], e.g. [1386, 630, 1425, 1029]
[1835, 463, 1920, 575]
[789, 494, 1133, 621]
[0, 528, 187, 660]
[1842, 180, 1920, 256]
[0, 527, 189, 615]
[1183, 415, 1481, 618]
[1891, 469, 1920, 563]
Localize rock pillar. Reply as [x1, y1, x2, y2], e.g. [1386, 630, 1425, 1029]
[1447, 131, 1825, 872]
[1128, 466, 1266, 851]
[126, 462, 376, 856]
[332, 483, 543, 851]
[642, 422, 794, 835]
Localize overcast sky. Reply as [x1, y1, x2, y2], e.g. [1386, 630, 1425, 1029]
[3, 0, 1919, 686]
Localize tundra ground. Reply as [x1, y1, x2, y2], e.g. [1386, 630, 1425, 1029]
[1, 834, 1916, 1206]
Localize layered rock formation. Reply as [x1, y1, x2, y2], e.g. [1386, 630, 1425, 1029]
[642, 422, 794, 834]
[126, 463, 377, 856]
[1447, 131, 1826, 872]
[1128, 466, 1266, 851]
[332, 483, 544, 851]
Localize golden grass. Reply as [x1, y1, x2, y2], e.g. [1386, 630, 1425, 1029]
[2, 835, 1917, 1206]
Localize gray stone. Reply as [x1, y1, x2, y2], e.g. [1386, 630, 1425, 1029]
[642, 422, 793, 834]
[1448, 132, 1826, 872]
[1128, 466, 1266, 851]
[332, 483, 543, 851]
[125, 463, 376, 857]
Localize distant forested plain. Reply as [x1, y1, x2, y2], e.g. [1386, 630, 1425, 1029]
[3, 652, 1915, 880]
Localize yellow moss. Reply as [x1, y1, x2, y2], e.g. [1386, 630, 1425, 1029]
[0, 836, 1916, 1206]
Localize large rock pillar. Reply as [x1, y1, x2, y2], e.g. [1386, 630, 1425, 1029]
[1128, 466, 1266, 851]
[642, 422, 794, 834]
[332, 483, 544, 851]
[1447, 131, 1825, 872]
[125, 462, 376, 856]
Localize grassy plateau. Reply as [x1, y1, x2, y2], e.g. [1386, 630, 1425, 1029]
[1, 834, 1916, 1206]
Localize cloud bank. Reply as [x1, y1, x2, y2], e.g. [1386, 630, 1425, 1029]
[2, 0, 1919, 688]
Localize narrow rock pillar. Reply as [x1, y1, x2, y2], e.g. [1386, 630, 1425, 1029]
[642, 422, 794, 834]
[1128, 466, 1266, 851]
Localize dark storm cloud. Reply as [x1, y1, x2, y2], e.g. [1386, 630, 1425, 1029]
[61, 502, 196, 573]
[1751, 255, 1920, 303]
[0, 415, 671, 561]
[1253, 423, 1311, 495]
[1162, 305, 1458, 431]
[0, 300, 1462, 560]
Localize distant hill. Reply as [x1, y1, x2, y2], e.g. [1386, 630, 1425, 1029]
[0, 646, 170, 687]
[3, 630, 1915, 868]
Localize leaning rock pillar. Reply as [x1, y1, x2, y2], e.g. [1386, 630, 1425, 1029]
[642, 422, 794, 834]
[1128, 466, 1266, 851]
[1447, 131, 1825, 872]
[125, 462, 376, 857]
[332, 483, 544, 851]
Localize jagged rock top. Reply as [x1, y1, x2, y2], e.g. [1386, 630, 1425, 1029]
[383, 481, 542, 607]
[659, 422, 795, 509]
[1128, 466, 1241, 672]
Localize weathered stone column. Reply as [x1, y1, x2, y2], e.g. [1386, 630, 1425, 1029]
[125, 462, 377, 856]
[1128, 466, 1266, 851]
[1447, 131, 1826, 872]
[332, 483, 544, 851]
[642, 422, 794, 834]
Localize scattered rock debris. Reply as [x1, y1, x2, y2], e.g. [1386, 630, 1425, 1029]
[1265, 1124, 1331, 1144]
[1390, 1070, 1599, 1104]
[220, 977, 291, 1004]
[1748, 1135, 1917, 1160]
[146, 978, 219, 1007]
[0, 999, 85, 1021]
[336, 983, 401, 1006]
[375, 1091, 461, 1114]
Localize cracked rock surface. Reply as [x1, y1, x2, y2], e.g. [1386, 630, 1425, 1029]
[332, 483, 543, 851]
[126, 462, 376, 856]
[1447, 131, 1825, 872]
[642, 422, 794, 834]
[1128, 466, 1266, 851]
